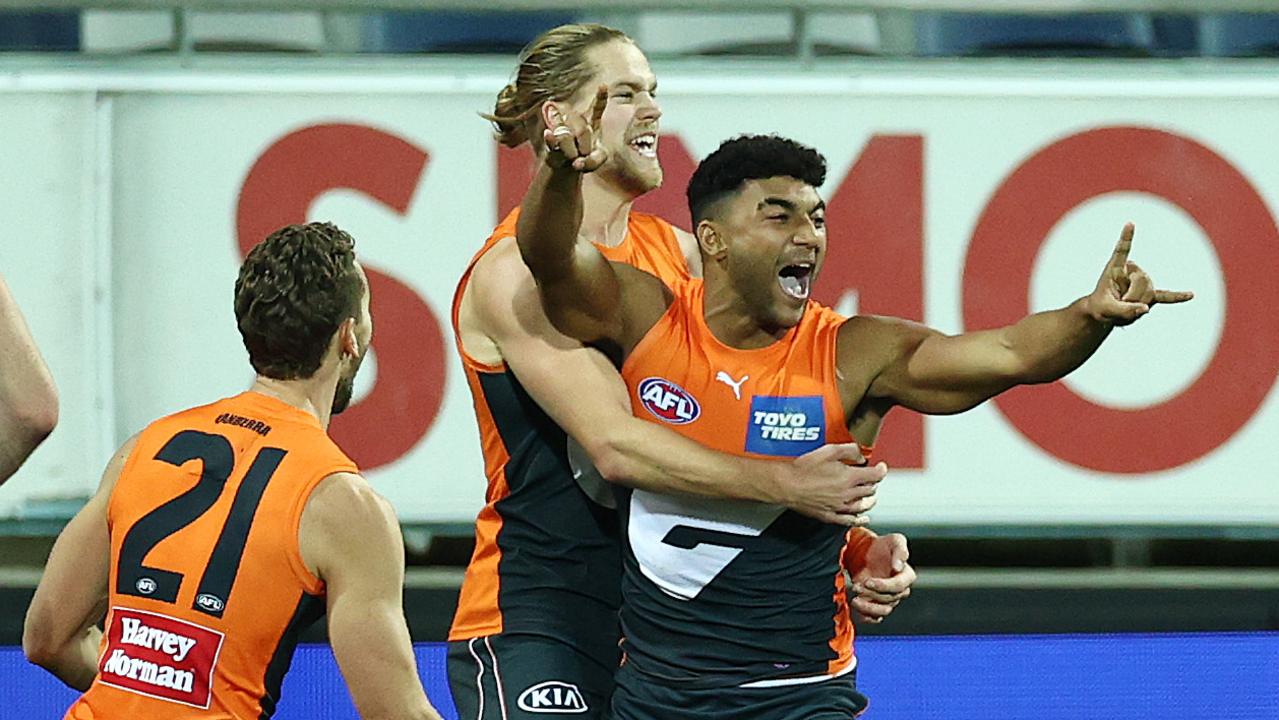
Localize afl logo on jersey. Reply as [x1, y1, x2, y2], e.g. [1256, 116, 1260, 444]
[195, 594, 225, 614]
[638, 377, 701, 425]
[135, 577, 157, 595]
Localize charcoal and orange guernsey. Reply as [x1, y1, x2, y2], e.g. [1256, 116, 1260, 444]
[617, 276, 869, 687]
[447, 207, 691, 668]
[67, 391, 357, 720]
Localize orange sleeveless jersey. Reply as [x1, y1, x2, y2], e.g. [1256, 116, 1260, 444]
[68, 392, 356, 719]
[616, 278, 860, 686]
[447, 208, 689, 656]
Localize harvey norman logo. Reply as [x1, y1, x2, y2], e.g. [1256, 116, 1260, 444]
[98, 607, 224, 709]
[517, 681, 589, 714]
[746, 396, 826, 457]
[637, 377, 701, 425]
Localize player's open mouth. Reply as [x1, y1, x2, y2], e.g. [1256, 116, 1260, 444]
[778, 263, 813, 300]
[629, 133, 658, 158]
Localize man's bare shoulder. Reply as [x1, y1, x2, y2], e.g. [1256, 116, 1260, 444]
[468, 236, 539, 310]
[836, 314, 936, 378]
[299, 471, 398, 576]
[839, 314, 934, 347]
[306, 471, 392, 523]
[466, 236, 584, 351]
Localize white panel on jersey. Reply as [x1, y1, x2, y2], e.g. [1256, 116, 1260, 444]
[628, 490, 783, 601]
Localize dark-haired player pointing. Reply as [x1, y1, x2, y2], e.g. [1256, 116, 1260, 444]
[518, 118, 1192, 717]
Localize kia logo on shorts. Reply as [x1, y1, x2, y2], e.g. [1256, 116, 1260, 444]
[637, 377, 701, 425]
[517, 681, 588, 714]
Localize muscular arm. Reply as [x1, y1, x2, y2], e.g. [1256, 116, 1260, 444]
[0, 272, 59, 483]
[466, 242, 879, 526]
[516, 93, 668, 352]
[516, 164, 629, 345]
[855, 300, 1112, 415]
[23, 437, 135, 690]
[852, 224, 1192, 415]
[300, 474, 442, 720]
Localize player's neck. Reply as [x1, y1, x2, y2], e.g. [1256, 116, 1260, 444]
[701, 273, 790, 350]
[249, 376, 335, 430]
[578, 176, 635, 248]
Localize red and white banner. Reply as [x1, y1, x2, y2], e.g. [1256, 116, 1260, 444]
[2, 66, 1276, 525]
[98, 607, 224, 709]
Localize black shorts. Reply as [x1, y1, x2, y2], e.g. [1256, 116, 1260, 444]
[448, 633, 618, 720]
[610, 662, 869, 720]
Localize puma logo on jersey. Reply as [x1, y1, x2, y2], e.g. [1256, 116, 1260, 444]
[517, 681, 589, 714]
[638, 377, 701, 425]
[714, 371, 749, 400]
[746, 396, 826, 456]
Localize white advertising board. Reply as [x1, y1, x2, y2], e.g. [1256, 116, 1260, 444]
[1, 65, 1276, 526]
[0, 92, 111, 516]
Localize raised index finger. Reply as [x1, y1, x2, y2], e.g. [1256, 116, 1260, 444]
[590, 84, 608, 133]
[1108, 222, 1135, 272]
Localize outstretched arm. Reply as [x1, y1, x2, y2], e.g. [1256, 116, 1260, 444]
[0, 272, 58, 483]
[516, 87, 666, 351]
[860, 224, 1193, 414]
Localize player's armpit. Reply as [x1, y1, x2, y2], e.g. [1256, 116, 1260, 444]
[24, 436, 135, 690]
[300, 473, 443, 720]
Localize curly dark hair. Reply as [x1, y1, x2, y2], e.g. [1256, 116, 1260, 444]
[234, 222, 363, 380]
[686, 134, 827, 226]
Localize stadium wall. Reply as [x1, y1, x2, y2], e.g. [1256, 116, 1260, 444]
[1, 58, 1276, 530]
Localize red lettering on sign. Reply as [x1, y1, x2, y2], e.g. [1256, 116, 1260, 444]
[497, 143, 536, 221]
[964, 126, 1279, 473]
[820, 136, 927, 469]
[236, 124, 445, 470]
